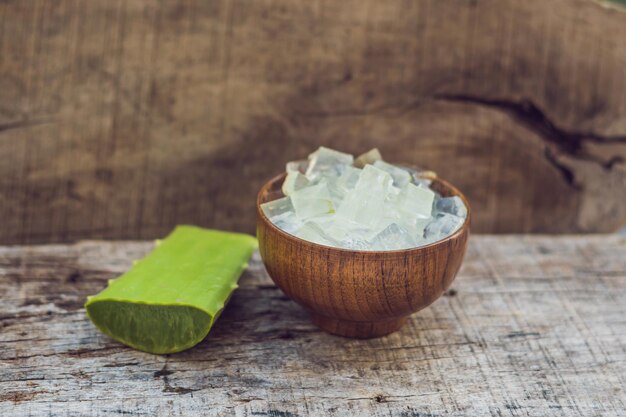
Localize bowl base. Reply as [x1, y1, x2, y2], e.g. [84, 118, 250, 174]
[311, 314, 407, 339]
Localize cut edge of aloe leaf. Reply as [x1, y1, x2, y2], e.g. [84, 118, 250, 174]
[85, 300, 217, 354]
[84, 225, 257, 354]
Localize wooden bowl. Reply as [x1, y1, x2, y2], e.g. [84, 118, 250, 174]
[256, 173, 470, 338]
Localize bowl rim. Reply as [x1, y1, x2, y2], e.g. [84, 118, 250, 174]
[256, 171, 471, 256]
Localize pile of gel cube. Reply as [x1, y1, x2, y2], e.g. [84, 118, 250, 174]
[261, 147, 468, 250]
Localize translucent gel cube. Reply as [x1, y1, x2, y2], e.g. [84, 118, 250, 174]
[435, 196, 467, 218]
[305, 146, 354, 180]
[395, 183, 435, 219]
[369, 223, 418, 250]
[290, 183, 335, 220]
[336, 165, 393, 228]
[282, 171, 310, 196]
[260, 196, 293, 219]
[270, 211, 302, 235]
[295, 222, 340, 247]
[373, 160, 412, 188]
[424, 213, 465, 239]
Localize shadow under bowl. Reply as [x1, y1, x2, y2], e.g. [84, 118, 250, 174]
[256, 173, 471, 338]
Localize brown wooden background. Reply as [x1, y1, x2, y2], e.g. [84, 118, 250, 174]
[1, 0, 626, 244]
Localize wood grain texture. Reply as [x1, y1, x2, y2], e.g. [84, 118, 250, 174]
[0, 0, 626, 244]
[256, 173, 470, 338]
[1, 236, 625, 416]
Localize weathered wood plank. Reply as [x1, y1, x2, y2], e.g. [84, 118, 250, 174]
[1, 0, 626, 244]
[0, 236, 625, 416]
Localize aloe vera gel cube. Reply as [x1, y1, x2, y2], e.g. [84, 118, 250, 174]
[282, 171, 310, 195]
[261, 196, 293, 218]
[336, 165, 393, 227]
[305, 146, 354, 180]
[373, 160, 412, 188]
[85, 226, 257, 354]
[291, 183, 335, 220]
[296, 222, 340, 246]
[436, 196, 468, 218]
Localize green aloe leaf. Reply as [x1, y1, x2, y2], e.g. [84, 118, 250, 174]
[85, 226, 257, 354]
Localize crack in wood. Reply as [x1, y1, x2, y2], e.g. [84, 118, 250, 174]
[153, 364, 197, 395]
[251, 411, 302, 417]
[102, 361, 140, 368]
[291, 92, 626, 191]
[544, 147, 580, 189]
[435, 93, 626, 187]
[399, 411, 442, 417]
[506, 331, 541, 338]
[435, 94, 626, 147]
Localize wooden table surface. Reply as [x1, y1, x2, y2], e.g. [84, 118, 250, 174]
[1, 236, 625, 416]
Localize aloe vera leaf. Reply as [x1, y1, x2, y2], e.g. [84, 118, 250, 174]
[85, 225, 257, 354]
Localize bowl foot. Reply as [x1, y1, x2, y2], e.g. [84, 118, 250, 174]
[311, 314, 407, 339]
